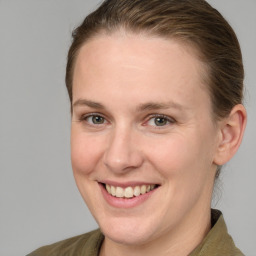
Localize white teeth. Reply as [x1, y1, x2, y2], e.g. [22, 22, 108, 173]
[124, 187, 133, 198]
[140, 185, 146, 194]
[110, 186, 116, 196]
[115, 187, 124, 198]
[133, 186, 141, 197]
[106, 184, 111, 193]
[105, 184, 157, 198]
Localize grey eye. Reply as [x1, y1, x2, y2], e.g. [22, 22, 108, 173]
[154, 117, 168, 126]
[147, 115, 174, 127]
[87, 115, 106, 124]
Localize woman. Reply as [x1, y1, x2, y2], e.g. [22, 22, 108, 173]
[28, 0, 247, 255]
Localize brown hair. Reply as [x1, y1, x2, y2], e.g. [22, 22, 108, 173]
[66, 0, 244, 120]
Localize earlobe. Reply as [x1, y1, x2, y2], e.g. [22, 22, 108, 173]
[213, 104, 247, 166]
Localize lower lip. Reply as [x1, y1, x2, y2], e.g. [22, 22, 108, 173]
[99, 183, 157, 209]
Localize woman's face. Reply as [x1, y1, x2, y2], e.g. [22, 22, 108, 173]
[71, 33, 220, 245]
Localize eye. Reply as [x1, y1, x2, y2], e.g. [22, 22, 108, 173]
[82, 114, 107, 125]
[146, 115, 174, 127]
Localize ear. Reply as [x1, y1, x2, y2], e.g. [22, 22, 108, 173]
[214, 104, 247, 166]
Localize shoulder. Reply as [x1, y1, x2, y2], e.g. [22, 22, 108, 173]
[27, 229, 104, 256]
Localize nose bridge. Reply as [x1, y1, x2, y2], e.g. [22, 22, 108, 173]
[103, 124, 143, 173]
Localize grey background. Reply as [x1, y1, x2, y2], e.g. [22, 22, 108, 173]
[0, 1, 255, 255]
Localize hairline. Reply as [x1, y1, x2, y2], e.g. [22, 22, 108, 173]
[70, 27, 215, 118]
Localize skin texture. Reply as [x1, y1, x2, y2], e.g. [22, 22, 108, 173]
[71, 33, 247, 256]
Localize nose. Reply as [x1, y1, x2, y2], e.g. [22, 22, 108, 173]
[103, 127, 144, 174]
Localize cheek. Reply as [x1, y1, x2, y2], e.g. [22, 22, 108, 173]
[146, 135, 196, 174]
[147, 133, 215, 215]
[71, 130, 104, 176]
[70, 130, 106, 208]
[146, 130, 214, 184]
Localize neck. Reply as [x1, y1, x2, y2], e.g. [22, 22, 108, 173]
[100, 208, 211, 256]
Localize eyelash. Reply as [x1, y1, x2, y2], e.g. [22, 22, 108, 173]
[144, 114, 175, 128]
[78, 113, 175, 128]
[79, 113, 108, 126]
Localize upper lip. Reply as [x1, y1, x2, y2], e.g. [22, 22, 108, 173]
[98, 180, 160, 188]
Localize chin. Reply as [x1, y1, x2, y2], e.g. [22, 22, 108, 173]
[98, 215, 161, 246]
[103, 228, 153, 246]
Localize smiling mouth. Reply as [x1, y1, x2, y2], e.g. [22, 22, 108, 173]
[103, 184, 159, 199]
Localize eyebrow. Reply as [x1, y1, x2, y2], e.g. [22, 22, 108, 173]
[73, 99, 186, 112]
[136, 101, 186, 112]
[73, 99, 105, 109]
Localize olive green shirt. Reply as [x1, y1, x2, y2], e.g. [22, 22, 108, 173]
[27, 210, 244, 256]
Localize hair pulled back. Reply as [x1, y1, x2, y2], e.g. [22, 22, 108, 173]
[66, 0, 244, 120]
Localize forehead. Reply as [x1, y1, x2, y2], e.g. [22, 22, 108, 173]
[75, 32, 204, 72]
[73, 33, 210, 111]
